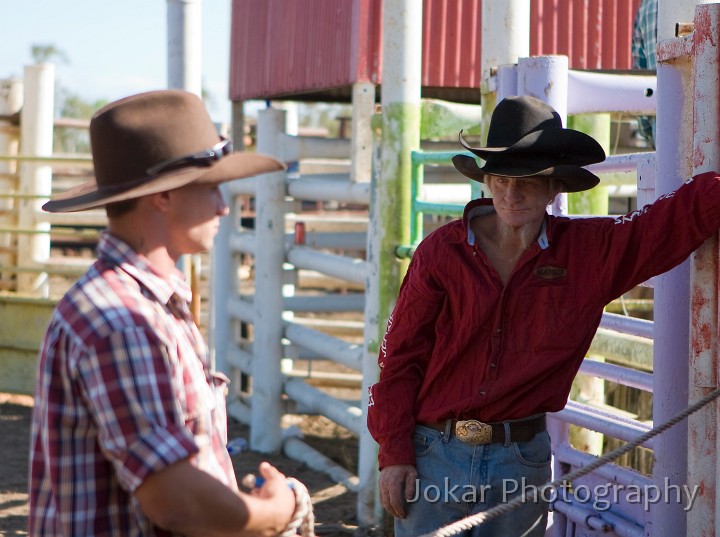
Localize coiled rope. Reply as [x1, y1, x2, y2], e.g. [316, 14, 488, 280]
[240, 474, 315, 536]
[283, 477, 315, 537]
[417, 385, 720, 537]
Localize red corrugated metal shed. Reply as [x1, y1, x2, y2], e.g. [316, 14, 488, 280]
[532, 0, 642, 69]
[230, 0, 643, 103]
[229, 0, 382, 102]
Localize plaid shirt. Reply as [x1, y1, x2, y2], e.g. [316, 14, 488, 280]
[631, 0, 657, 144]
[631, 0, 657, 70]
[29, 232, 237, 536]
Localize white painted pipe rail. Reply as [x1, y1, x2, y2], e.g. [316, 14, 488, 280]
[283, 294, 364, 312]
[291, 317, 364, 335]
[226, 347, 253, 373]
[555, 442, 653, 489]
[229, 231, 256, 255]
[568, 70, 657, 115]
[226, 176, 257, 196]
[227, 293, 365, 314]
[288, 174, 371, 204]
[550, 500, 614, 533]
[286, 246, 370, 285]
[554, 400, 653, 448]
[417, 184, 471, 203]
[280, 134, 352, 162]
[586, 152, 656, 175]
[552, 499, 643, 536]
[600, 312, 654, 339]
[289, 231, 367, 250]
[579, 359, 654, 393]
[283, 436, 360, 491]
[284, 322, 363, 371]
[227, 296, 254, 323]
[40, 210, 106, 227]
[283, 378, 362, 434]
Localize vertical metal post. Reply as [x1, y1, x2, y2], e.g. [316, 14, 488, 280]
[365, 0, 422, 527]
[478, 0, 530, 200]
[211, 182, 233, 376]
[252, 107, 286, 452]
[567, 113, 610, 460]
[167, 0, 203, 324]
[0, 78, 23, 286]
[231, 100, 246, 152]
[17, 64, 54, 296]
[546, 418, 570, 537]
[353, 80, 378, 525]
[211, 100, 246, 374]
[567, 114, 610, 216]
[376, 0, 421, 332]
[652, 1, 703, 534]
[496, 64, 518, 102]
[685, 4, 720, 535]
[518, 55, 570, 537]
[517, 55, 569, 215]
[350, 82, 375, 184]
[167, 0, 203, 95]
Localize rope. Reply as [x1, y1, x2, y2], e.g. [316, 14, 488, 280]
[240, 474, 315, 537]
[417, 385, 720, 537]
[283, 477, 315, 537]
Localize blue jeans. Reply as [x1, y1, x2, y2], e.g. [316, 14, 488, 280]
[395, 424, 552, 537]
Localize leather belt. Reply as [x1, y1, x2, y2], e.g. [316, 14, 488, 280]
[418, 415, 546, 445]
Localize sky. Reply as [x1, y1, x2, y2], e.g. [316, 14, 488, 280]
[1, 0, 238, 124]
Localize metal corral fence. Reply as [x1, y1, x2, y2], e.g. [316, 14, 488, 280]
[5, 8, 716, 530]
[0, 66, 209, 393]
[0, 66, 105, 395]
[0, 63, 665, 534]
[213, 52, 673, 535]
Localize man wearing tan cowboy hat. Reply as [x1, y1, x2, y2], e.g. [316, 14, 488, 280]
[368, 95, 720, 536]
[29, 90, 296, 536]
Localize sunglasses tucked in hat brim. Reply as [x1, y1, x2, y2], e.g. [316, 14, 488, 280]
[42, 152, 284, 213]
[42, 90, 286, 213]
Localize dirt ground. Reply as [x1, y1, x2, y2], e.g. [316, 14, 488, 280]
[0, 392, 373, 537]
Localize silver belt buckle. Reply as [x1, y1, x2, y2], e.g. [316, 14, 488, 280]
[455, 419, 493, 445]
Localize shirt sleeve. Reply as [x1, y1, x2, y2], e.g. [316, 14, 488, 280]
[367, 241, 446, 469]
[76, 327, 200, 493]
[592, 171, 720, 301]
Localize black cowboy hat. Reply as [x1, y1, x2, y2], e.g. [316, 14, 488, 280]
[452, 95, 606, 193]
[43, 90, 285, 212]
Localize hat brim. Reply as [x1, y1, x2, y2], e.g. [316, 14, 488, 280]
[42, 152, 285, 212]
[459, 129, 606, 167]
[452, 154, 600, 193]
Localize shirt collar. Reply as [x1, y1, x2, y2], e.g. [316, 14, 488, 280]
[463, 198, 551, 250]
[96, 232, 192, 305]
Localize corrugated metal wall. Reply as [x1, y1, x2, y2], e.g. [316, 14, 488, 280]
[421, 0, 482, 89]
[229, 0, 382, 101]
[230, 0, 644, 101]
[531, 0, 643, 69]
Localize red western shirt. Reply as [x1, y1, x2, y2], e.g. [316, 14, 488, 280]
[367, 172, 720, 469]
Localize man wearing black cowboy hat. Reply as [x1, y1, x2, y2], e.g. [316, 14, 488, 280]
[368, 95, 720, 536]
[29, 90, 296, 536]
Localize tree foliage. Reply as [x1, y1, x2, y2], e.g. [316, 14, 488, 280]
[54, 88, 108, 153]
[28, 43, 106, 153]
[31, 44, 69, 65]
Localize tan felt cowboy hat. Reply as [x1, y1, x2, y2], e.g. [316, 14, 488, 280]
[43, 90, 285, 212]
[452, 95, 606, 193]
